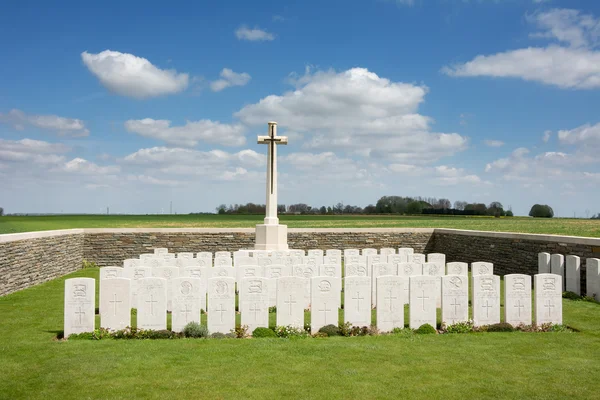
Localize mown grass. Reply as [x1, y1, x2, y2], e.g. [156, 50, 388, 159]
[1, 268, 600, 399]
[1, 214, 600, 237]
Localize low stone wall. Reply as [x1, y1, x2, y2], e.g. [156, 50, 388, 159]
[435, 229, 600, 292]
[82, 228, 436, 266]
[2, 227, 600, 297]
[0, 230, 84, 296]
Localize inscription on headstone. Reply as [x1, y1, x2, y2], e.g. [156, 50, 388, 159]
[64, 278, 95, 336]
[137, 277, 167, 330]
[207, 277, 236, 334]
[344, 276, 371, 327]
[441, 275, 468, 325]
[171, 277, 202, 332]
[376, 276, 405, 332]
[472, 275, 500, 327]
[534, 273, 562, 325]
[409, 276, 437, 329]
[504, 274, 532, 326]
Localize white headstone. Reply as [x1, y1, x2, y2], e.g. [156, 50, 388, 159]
[380, 248, 396, 257]
[265, 264, 292, 279]
[214, 257, 233, 267]
[64, 278, 95, 336]
[289, 250, 305, 257]
[471, 262, 493, 277]
[411, 253, 426, 264]
[472, 275, 500, 327]
[397, 262, 421, 304]
[233, 250, 251, 259]
[565, 255, 581, 295]
[586, 258, 600, 301]
[273, 250, 289, 258]
[240, 277, 269, 333]
[257, 257, 274, 267]
[304, 256, 324, 267]
[319, 263, 341, 278]
[310, 276, 341, 333]
[152, 266, 179, 311]
[123, 258, 140, 269]
[409, 276, 437, 329]
[125, 266, 152, 309]
[534, 274, 563, 325]
[177, 252, 194, 259]
[190, 257, 212, 267]
[276, 276, 307, 328]
[367, 255, 384, 276]
[139, 253, 154, 261]
[287, 256, 303, 266]
[550, 254, 565, 290]
[210, 266, 236, 280]
[446, 262, 468, 276]
[376, 275, 405, 332]
[345, 263, 368, 277]
[215, 251, 231, 258]
[504, 274, 532, 326]
[293, 265, 315, 307]
[323, 255, 341, 266]
[174, 256, 194, 273]
[427, 253, 446, 266]
[371, 263, 396, 307]
[207, 277, 236, 334]
[344, 249, 360, 258]
[538, 252, 551, 274]
[161, 253, 176, 260]
[387, 254, 405, 270]
[362, 248, 377, 256]
[197, 252, 212, 259]
[307, 249, 324, 257]
[344, 276, 371, 327]
[182, 268, 208, 311]
[137, 277, 167, 330]
[171, 277, 202, 332]
[236, 265, 264, 283]
[422, 262, 444, 308]
[99, 266, 125, 315]
[344, 255, 366, 267]
[398, 248, 414, 260]
[235, 256, 258, 267]
[100, 277, 131, 331]
[441, 275, 468, 325]
[326, 249, 342, 258]
[154, 248, 168, 255]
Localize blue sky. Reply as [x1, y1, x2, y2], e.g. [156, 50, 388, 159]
[1, 0, 600, 217]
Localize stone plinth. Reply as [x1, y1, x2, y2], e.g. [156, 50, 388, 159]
[255, 224, 288, 251]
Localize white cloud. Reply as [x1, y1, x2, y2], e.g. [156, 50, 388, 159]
[0, 109, 89, 137]
[122, 146, 264, 168]
[484, 140, 504, 147]
[557, 122, 600, 146]
[81, 50, 189, 99]
[272, 15, 285, 22]
[59, 158, 120, 175]
[442, 9, 600, 90]
[124, 118, 246, 147]
[543, 130, 551, 142]
[236, 67, 467, 163]
[0, 138, 69, 164]
[528, 8, 600, 49]
[210, 68, 251, 92]
[235, 26, 275, 41]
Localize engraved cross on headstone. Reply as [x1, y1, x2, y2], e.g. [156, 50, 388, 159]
[514, 300, 525, 317]
[544, 300, 554, 317]
[385, 288, 397, 312]
[181, 303, 192, 322]
[75, 307, 86, 325]
[146, 294, 158, 316]
[216, 303, 227, 323]
[110, 293, 122, 316]
[319, 303, 332, 323]
[250, 302, 261, 320]
[418, 290, 429, 311]
[285, 294, 297, 315]
[483, 299, 493, 318]
[352, 292, 364, 311]
[450, 298, 461, 316]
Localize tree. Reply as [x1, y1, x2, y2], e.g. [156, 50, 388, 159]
[505, 210, 514, 217]
[465, 203, 487, 215]
[434, 198, 451, 210]
[529, 204, 554, 218]
[453, 201, 467, 211]
[406, 201, 424, 214]
[319, 206, 327, 215]
[591, 213, 600, 220]
[0, 207, 3, 216]
[487, 201, 505, 217]
[216, 204, 226, 214]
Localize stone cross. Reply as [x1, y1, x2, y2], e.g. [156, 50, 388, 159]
[257, 121, 288, 225]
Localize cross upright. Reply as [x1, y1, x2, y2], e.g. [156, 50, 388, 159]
[257, 121, 288, 225]
[146, 294, 158, 316]
[110, 293, 122, 316]
[75, 307, 86, 325]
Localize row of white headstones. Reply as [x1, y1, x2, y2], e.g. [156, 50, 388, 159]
[63, 248, 571, 337]
[538, 252, 600, 298]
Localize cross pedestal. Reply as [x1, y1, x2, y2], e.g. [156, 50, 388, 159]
[255, 121, 289, 251]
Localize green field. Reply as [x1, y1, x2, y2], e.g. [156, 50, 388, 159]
[1, 268, 600, 399]
[1, 214, 600, 237]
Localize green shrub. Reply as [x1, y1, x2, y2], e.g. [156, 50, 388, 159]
[210, 332, 227, 339]
[231, 325, 249, 338]
[391, 327, 414, 337]
[82, 259, 98, 269]
[275, 325, 308, 338]
[92, 328, 112, 340]
[312, 332, 328, 338]
[583, 296, 599, 304]
[67, 332, 94, 340]
[252, 327, 277, 338]
[183, 322, 209, 338]
[318, 324, 340, 337]
[415, 324, 436, 334]
[563, 291, 582, 300]
[338, 322, 353, 337]
[443, 321, 474, 334]
[147, 330, 178, 339]
[487, 322, 514, 332]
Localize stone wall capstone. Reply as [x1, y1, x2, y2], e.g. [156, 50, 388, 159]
[0, 230, 84, 296]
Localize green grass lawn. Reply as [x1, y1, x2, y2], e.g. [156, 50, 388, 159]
[1, 267, 600, 399]
[1, 214, 600, 237]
